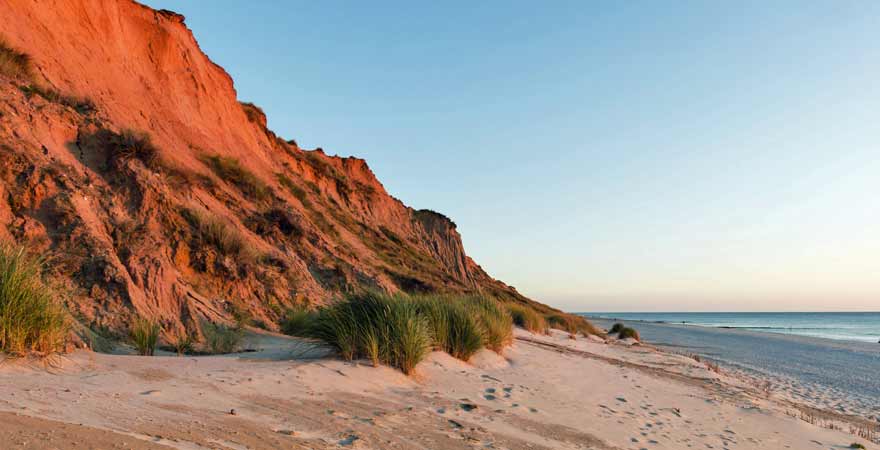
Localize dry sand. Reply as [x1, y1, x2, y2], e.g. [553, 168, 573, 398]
[0, 329, 874, 449]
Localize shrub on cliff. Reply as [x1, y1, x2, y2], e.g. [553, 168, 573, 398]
[609, 323, 624, 334]
[0, 244, 68, 356]
[19, 84, 96, 115]
[199, 154, 270, 201]
[507, 304, 548, 334]
[105, 129, 158, 166]
[0, 37, 32, 79]
[181, 208, 254, 261]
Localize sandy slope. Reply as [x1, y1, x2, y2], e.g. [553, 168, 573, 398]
[0, 329, 872, 450]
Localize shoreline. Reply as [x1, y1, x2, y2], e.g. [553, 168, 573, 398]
[581, 313, 880, 344]
[589, 317, 880, 422]
[1, 328, 877, 449]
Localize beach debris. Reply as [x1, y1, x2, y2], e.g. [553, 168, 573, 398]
[448, 419, 464, 429]
[228, 409, 237, 416]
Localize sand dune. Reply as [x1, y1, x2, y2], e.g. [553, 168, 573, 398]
[0, 329, 873, 449]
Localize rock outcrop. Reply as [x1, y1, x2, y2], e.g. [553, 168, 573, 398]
[0, 0, 538, 336]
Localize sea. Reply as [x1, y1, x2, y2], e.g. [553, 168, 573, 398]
[581, 312, 880, 343]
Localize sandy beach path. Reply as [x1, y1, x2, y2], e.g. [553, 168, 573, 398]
[0, 329, 874, 449]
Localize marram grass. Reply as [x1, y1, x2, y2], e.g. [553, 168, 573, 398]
[506, 303, 548, 334]
[296, 292, 513, 374]
[414, 295, 483, 361]
[0, 244, 68, 356]
[130, 318, 159, 356]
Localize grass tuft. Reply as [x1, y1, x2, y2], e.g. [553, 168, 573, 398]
[507, 304, 548, 334]
[202, 322, 244, 354]
[280, 307, 316, 337]
[181, 208, 253, 260]
[105, 129, 158, 166]
[199, 154, 270, 201]
[19, 84, 96, 115]
[308, 292, 431, 374]
[287, 293, 515, 374]
[130, 318, 159, 356]
[414, 295, 483, 361]
[546, 313, 604, 338]
[0, 244, 68, 356]
[467, 296, 513, 353]
[609, 323, 624, 334]
[168, 331, 194, 356]
[0, 37, 32, 79]
[617, 326, 640, 341]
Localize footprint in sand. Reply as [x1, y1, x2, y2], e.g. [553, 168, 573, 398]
[459, 403, 478, 412]
[338, 435, 359, 446]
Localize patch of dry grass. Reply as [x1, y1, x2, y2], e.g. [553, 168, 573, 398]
[0, 37, 32, 79]
[0, 244, 68, 356]
[507, 303, 548, 334]
[181, 208, 254, 260]
[199, 154, 270, 201]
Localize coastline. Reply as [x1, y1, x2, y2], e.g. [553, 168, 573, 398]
[589, 317, 880, 421]
[1, 328, 876, 449]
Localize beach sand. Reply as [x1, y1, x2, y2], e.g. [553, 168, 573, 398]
[0, 329, 875, 449]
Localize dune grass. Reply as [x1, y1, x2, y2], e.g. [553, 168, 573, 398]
[414, 295, 484, 360]
[0, 244, 69, 356]
[130, 318, 159, 356]
[616, 326, 640, 341]
[467, 295, 513, 352]
[546, 313, 604, 338]
[280, 307, 316, 337]
[606, 322, 640, 340]
[199, 154, 270, 201]
[308, 292, 431, 373]
[506, 304, 548, 334]
[203, 321, 244, 354]
[168, 331, 194, 356]
[295, 292, 514, 374]
[0, 37, 33, 79]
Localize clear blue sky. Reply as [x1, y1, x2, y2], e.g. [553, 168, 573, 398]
[144, 1, 879, 312]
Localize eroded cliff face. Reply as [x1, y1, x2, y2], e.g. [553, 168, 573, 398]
[0, 0, 532, 336]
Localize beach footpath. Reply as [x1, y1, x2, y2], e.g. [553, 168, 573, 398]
[0, 328, 875, 449]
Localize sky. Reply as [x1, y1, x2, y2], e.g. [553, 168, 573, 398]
[143, 1, 879, 312]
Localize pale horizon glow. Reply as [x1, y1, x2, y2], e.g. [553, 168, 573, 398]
[143, 1, 880, 312]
